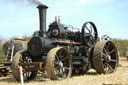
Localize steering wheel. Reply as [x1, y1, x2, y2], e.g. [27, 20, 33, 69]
[81, 22, 98, 47]
[101, 35, 111, 40]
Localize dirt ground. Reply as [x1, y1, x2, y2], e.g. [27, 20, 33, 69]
[0, 57, 128, 85]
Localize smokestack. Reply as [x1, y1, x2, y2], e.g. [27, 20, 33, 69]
[37, 5, 48, 37]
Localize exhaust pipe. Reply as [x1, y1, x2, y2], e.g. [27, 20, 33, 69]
[37, 5, 48, 37]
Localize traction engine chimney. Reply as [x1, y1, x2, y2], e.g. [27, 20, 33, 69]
[37, 5, 48, 37]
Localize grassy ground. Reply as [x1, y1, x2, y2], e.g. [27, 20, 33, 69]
[0, 57, 128, 85]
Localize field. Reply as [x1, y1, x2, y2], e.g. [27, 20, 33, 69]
[0, 57, 128, 85]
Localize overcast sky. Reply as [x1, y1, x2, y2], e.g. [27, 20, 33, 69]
[0, 0, 128, 40]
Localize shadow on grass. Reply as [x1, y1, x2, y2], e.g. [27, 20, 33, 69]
[86, 72, 98, 75]
[72, 71, 98, 77]
[0, 74, 50, 83]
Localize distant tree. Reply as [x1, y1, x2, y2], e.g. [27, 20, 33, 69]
[33, 30, 39, 36]
[112, 39, 128, 57]
[22, 36, 32, 41]
[0, 41, 6, 62]
[10, 35, 32, 41]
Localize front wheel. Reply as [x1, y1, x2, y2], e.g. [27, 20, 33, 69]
[11, 50, 37, 81]
[46, 47, 72, 80]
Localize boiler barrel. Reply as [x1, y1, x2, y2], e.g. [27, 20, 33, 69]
[28, 37, 54, 57]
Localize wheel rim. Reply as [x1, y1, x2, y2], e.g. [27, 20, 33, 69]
[82, 22, 98, 47]
[11, 50, 37, 81]
[93, 40, 118, 74]
[46, 47, 72, 80]
[101, 35, 111, 40]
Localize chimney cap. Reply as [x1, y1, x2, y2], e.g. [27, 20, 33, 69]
[37, 4, 48, 8]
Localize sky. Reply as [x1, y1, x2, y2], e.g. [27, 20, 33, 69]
[0, 0, 128, 41]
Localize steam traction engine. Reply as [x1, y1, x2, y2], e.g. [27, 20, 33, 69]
[11, 4, 119, 81]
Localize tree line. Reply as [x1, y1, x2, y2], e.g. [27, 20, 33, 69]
[112, 39, 128, 57]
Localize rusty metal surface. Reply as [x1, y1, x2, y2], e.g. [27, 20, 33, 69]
[20, 62, 43, 72]
[54, 40, 81, 45]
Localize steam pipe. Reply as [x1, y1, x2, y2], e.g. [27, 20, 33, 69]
[37, 5, 48, 37]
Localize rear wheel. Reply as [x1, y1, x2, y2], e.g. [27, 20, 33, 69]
[93, 40, 119, 74]
[11, 50, 37, 81]
[46, 47, 72, 80]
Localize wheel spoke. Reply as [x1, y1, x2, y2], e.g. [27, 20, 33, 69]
[60, 68, 64, 76]
[23, 73, 27, 80]
[26, 72, 29, 78]
[107, 42, 111, 48]
[110, 59, 116, 62]
[104, 44, 109, 53]
[84, 33, 92, 37]
[63, 67, 70, 70]
[55, 54, 61, 62]
[109, 49, 115, 55]
[58, 50, 63, 61]
[85, 26, 91, 33]
[90, 25, 93, 33]
[102, 52, 108, 58]
[104, 63, 108, 71]
[103, 48, 108, 55]
[106, 63, 114, 72]
[62, 56, 69, 61]
[90, 36, 94, 44]
[56, 68, 64, 78]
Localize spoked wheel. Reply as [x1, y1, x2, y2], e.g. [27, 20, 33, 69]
[93, 40, 119, 74]
[11, 50, 37, 81]
[82, 22, 98, 47]
[46, 47, 72, 80]
[101, 35, 111, 40]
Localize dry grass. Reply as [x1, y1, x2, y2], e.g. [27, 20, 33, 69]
[0, 57, 128, 85]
